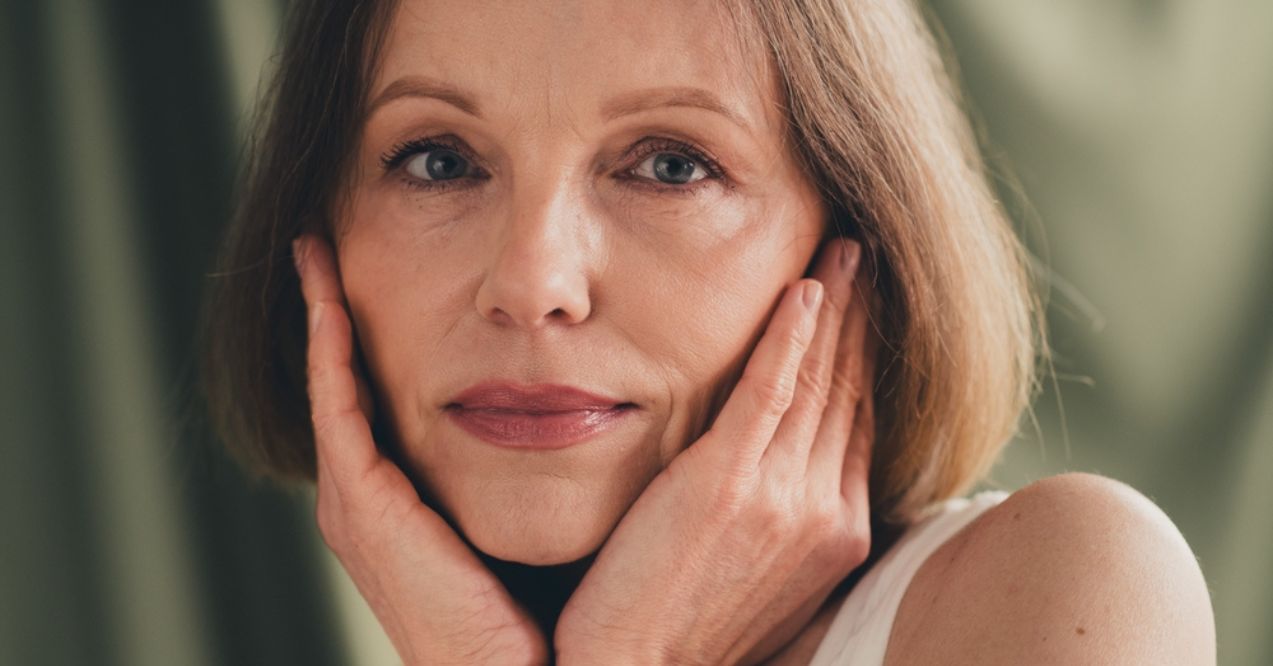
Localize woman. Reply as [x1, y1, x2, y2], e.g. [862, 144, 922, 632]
[202, 0, 1216, 663]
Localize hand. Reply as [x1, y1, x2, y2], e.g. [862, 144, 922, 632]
[293, 234, 548, 666]
[554, 237, 881, 665]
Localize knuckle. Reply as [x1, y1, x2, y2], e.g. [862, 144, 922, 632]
[752, 483, 799, 538]
[805, 502, 842, 539]
[798, 374, 831, 416]
[307, 357, 334, 385]
[707, 473, 754, 517]
[304, 364, 332, 404]
[829, 362, 854, 392]
[797, 357, 831, 398]
[746, 371, 796, 417]
[830, 364, 863, 403]
[310, 409, 342, 441]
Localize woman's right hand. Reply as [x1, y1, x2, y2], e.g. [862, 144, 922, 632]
[292, 234, 548, 666]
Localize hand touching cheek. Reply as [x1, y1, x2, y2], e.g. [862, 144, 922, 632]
[294, 234, 549, 666]
[555, 238, 881, 665]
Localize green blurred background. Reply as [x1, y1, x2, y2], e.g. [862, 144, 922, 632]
[2, 1, 1269, 663]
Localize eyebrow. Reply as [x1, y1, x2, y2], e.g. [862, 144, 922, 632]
[366, 75, 484, 119]
[366, 76, 751, 132]
[600, 86, 752, 132]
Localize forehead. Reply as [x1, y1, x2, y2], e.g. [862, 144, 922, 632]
[371, 0, 780, 136]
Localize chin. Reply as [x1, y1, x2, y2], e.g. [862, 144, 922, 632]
[449, 480, 631, 566]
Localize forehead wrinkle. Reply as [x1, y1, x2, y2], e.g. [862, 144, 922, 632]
[372, 1, 780, 129]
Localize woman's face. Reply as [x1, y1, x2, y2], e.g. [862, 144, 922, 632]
[339, 0, 828, 565]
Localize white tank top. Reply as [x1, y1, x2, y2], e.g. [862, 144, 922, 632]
[808, 489, 1011, 665]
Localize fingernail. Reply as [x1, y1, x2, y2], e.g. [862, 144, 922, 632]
[840, 239, 861, 274]
[802, 281, 823, 310]
[309, 302, 324, 335]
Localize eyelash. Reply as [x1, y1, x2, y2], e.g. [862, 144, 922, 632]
[377, 134, 727, 196]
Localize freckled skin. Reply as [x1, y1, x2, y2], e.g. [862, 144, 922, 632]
[338, 0, 828, 565]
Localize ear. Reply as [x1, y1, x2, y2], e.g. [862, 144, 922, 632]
[801, 234, 838, 280]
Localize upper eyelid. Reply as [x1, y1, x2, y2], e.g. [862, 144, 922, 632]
[626, 138, 724, 178]
[379, 134, 484, 172]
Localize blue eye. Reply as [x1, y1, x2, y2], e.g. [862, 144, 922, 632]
[404, 149, 471, 181]
[379, 135, 487, 191]
[633, 152, 706, 185]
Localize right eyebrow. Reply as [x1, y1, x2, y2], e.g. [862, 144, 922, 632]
[366, 75, 484, 119]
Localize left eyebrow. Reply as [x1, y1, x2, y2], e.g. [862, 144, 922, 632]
[366, 75, 484, 120]
[600, 86, 754, 134]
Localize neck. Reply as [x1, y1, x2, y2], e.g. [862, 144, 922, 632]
[478, 550, 596, 641]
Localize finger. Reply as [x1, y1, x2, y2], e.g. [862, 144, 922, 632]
[840, 289, 883, 498]
[763, 237, 861, 468]
[293, 234, 377, 423]
[840, 384, 874, 504]
[294, 234, 379, 486]
[707, 278, 822, 469]
[807, 253, 874, 482]
[295, 233, 347, 314]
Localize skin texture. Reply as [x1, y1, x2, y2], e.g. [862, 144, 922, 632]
[295, 230, 882, 664]
[762, 473, 1218, 665]
[881, 472, 1217, 665]
[302, 0, 1216, 662]
[338, 0, 830, 565]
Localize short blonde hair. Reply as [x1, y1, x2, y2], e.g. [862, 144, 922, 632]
[729, 0, 1047, 523]
[200, 0, 1047, 527]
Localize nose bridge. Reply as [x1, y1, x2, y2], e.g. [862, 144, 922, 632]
[476, 169, 593, 329]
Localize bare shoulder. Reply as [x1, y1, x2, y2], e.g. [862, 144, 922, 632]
[884, 472, 1216, 665]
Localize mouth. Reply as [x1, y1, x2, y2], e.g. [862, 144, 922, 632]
[444, 381, 638, 450]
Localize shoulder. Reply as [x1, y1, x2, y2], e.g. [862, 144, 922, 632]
[884, 472, 1216, 665]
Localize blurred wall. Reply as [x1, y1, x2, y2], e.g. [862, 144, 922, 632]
[1, 1, 1267, 663]
[930, 4, 1273, 663]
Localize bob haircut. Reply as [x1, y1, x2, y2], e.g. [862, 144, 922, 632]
[200, 0, 1048, 526]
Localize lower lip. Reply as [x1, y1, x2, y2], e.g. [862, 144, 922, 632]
[445, 406, 635, 450]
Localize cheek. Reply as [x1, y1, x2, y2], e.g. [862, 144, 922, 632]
[604, 193, 808, 406]
[341, 187, 481, 314]
[339, 203, 478, 441]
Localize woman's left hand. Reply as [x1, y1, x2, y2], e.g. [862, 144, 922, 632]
[554, 238, 882, 665]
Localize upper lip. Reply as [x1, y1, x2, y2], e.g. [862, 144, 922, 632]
[447, 381, 632, 412]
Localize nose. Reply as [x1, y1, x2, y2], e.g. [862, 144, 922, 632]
[474, 180, 593, 329]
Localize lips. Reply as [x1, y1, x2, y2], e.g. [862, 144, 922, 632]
[445, 382, 637, 449]
[448, 382, 630, 412]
